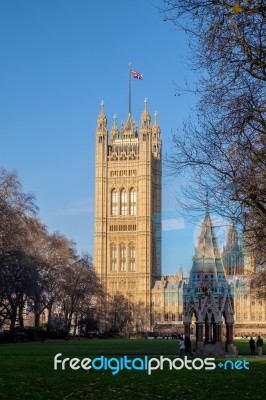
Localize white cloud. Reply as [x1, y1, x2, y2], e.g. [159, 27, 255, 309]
[162, 218, 185, 231]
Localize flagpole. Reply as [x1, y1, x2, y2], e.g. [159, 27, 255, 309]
[129, 62, 131, 115]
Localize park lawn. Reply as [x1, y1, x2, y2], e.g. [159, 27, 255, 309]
[0, 339, 265, 400]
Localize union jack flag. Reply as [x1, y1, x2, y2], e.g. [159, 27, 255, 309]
[131, 69, 143, 80]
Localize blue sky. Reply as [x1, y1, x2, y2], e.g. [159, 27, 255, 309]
[0, 0, 214, 276]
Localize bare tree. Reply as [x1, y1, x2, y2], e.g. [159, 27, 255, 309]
[160, 1, 266, 278]
[0, 168, 38, 331]
[0, 168, 103, 335]
[57, 254, 101, 339]
[106, 293, 134, 334]
[33, 232, 77, 328]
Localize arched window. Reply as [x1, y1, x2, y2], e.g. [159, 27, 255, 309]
[111, 189, 118, 216]
[129, 243, 136, 271]
[120, 244, 126, 271]
[120, 189, 127, 215]
[129, 188, 136, 215]
[110, 244, 117, 271]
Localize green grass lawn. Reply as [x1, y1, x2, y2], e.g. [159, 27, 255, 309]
[0, 339, 265, 400]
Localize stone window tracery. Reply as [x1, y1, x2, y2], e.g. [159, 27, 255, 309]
[111, 189, 118, 216]
[120, 189, 127, 215]
[110, 244, 117, 271]
[120, 244, 126, 271]
[129, 243, 136, 271]
[130, 188, 137, 215]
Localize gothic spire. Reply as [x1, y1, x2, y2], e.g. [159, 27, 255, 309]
[152, 111, 160, 133]
[121, 112, 136, 139]
[141, 98, 150, 128]
[224, 220, 239, 252]
[190, 211, 226, 285]
[97, 100, 107, 130]
[111, 114, 119, 141]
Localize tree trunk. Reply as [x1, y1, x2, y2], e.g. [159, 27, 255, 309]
[18, 302, 24, 328]
[47, 303, 53, 327]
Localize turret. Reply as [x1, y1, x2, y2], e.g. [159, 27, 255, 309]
[223, 221, 239, 253]
[137, 98, 151, 151]
[151, 111, 161, 159]
[141, 98, 151, 128]
[110, 114, 119, 142]
[97, 100, 107, 132]
[222, 219, 245, 275]
[178, 265, 184, 281]
[96, 100, 108, 156]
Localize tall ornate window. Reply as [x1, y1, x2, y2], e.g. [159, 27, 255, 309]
[120, 244, 126, 271]
[111, 189, 118, 216]
[129, 243, 136, 271]
[110, 244, 117, 271]
[120, 189, 127, 215]
[130, 188, 136, 215]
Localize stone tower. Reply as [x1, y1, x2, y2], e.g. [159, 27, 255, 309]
[222, 222, 245, 276]
[94, 99, 162, 329]
[183, 208, 237, 355]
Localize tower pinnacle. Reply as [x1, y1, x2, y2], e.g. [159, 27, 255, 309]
[154, 111, 158, 125]
[111, 114, 119, 141]
[97, 100, 107, 129]
[141, 98, 150, 127]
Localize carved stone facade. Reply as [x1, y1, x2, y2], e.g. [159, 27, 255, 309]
[94, 101, 266, 334]
[94, 100, 162, 328]
[222, 223, 265, 334]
